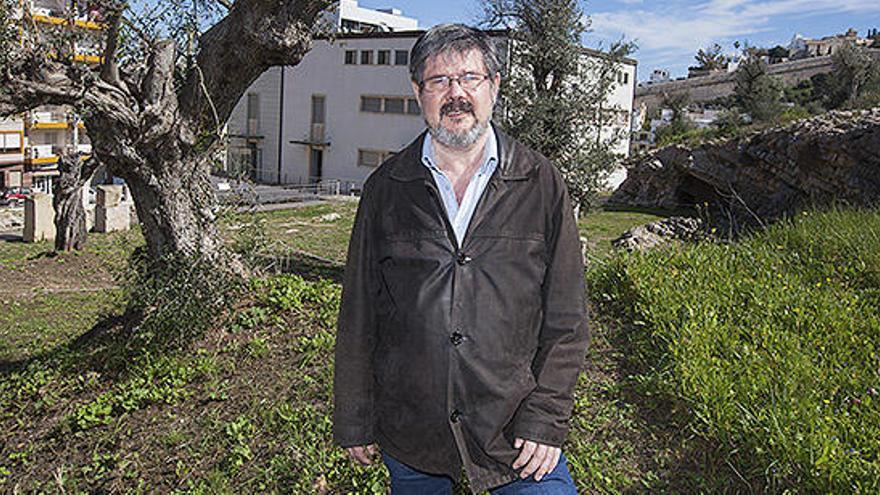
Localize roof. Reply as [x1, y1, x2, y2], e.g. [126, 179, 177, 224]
[321, 29, 509, 40]
[579, 46, 638, 67]
[321, 29, 638, 67]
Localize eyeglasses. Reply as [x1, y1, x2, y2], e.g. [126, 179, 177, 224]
[420, 73, 491, 93]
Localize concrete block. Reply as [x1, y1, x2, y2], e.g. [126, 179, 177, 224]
[97, 185, 123, 208]
[86, 204, 95, 232]
[95, 204, 130, 233]
[23, 192, 55, 242]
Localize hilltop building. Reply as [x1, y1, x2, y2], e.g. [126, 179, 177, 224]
[789, 28, 876, 58]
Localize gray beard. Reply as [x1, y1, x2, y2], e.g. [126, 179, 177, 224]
[427, 117, 490, 149]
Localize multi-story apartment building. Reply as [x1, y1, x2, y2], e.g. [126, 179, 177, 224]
[0, 0, 101, 194]
[225, 1, 638, 191]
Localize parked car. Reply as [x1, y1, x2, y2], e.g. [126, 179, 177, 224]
[1, 187, 31, 206]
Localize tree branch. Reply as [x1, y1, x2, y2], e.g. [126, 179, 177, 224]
[177, 0, 331, 134]
[100, 2, 126, 88]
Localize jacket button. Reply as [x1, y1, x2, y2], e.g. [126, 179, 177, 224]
[456, 251, 472, 265]
[450, 410, 462, 423]
[450, 331, 464, 346]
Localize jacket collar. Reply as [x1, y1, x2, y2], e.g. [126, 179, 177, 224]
[388, 123, 535, 182]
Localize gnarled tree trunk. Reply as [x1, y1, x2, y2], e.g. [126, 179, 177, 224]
[53, 153, 98, 252]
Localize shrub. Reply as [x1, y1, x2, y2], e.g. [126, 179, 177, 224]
[121, 248, 245, 351]
[589, 208, 880, 491]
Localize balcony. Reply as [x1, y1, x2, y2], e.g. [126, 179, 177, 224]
[29, 0, 105, 30]
[29, 107, 69, 129]
[25, 144, 60, 167]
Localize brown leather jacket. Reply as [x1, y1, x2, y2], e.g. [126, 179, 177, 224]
[333, 126, 589, 493]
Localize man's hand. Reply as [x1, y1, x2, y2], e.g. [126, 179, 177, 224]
[511, 438, 561, 481]
[346, 444, 379, 466]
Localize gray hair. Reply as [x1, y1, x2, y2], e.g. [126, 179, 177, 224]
[409, 24, 502, 85]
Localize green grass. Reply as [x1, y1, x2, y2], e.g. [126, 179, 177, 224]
[589, 208, 880, 492]
[579, 205, 679, 260]
[224, 200, 358, 264]
[8, 198, 878, 492]
[0, 289, 124, 362]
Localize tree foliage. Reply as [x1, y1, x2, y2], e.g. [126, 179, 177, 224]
[694, 43, 729, 71]
[828, 43, 880, 109]
[482, 0, 635, 210]
[733, 54, 783, 122]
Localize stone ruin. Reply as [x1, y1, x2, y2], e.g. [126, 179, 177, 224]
[21, 184, 132, 243]
[610, 108, 880, 231]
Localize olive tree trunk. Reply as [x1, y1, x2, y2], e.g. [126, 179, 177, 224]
[52, 153, 98, 252]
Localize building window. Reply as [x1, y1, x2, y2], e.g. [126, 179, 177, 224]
[247, 93, 260, 120]
[362, 96, 423, 115]
[344, 50, 357, 65]
[384, 97, 405, 114]
[407, 98, 421, 115]
[358, 149, 386, 167]
[394, 50, 408, 66]
[360, 50, 373, 65]
[247, 93, 259, 134]
[311, 95, 326, 124]
[377, 50, 390, 65]
[361, 96, 382, 113]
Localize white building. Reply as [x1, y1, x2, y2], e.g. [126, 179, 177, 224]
[323, 0, 418, 33]
[225, 4, 638, 191]
[226, 31, 424, 189]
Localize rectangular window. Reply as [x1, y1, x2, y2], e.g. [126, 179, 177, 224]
[247, 93, 260, 120]
[311, 95, 325, 124]
[361, 96, 382, 113]
[344, 50, 357, 65]
[246, 93, 260, 135]
[360, 50, 373, 65]
[377, 50, 390, 65]
[407, 98, 421, 115]
[358, 149, 384, 167]
[384, 97, 405, 114]
[623, 72, 629, 84]
[394, 50, 408, 66]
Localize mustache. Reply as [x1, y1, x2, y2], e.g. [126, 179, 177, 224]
[440, 99, 474, 117]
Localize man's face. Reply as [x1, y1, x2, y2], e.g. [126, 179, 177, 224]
[412, 48, 501, 149]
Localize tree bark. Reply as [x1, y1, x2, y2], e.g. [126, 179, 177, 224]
[53, 154, 98, 252]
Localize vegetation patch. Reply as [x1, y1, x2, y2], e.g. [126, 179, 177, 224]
[589, 208, 880, 492]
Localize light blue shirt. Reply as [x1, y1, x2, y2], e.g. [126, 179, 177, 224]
[421, 128, 499, 247]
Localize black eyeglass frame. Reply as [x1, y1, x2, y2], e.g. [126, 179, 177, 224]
[418, 73, 492, 93]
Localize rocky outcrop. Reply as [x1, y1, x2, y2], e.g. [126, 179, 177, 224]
[610, 108, 880, 228]
[612, 216, 706, 251]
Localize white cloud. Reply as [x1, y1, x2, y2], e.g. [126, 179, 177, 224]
[589, 0, 880, 74]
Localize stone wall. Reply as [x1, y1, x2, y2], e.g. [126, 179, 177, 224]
[633, 54, 877, 115]
[609, 108, 880, 226]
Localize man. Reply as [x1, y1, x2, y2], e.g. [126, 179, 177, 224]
[333, 24, 589, 494]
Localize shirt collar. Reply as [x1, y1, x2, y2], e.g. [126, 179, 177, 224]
[421, 125, 499, 176]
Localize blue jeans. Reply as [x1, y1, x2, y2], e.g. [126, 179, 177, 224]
[382, 452, 577, 494]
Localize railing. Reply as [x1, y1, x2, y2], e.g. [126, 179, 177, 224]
[31, 108, 67, 124]
[285, 177, 365, 195]
[28, 144, 57, 159]
[283, 179, 342, 196]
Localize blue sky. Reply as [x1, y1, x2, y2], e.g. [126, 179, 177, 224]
[357, 0, 880, 81]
